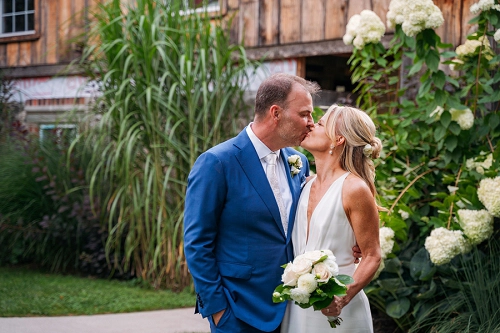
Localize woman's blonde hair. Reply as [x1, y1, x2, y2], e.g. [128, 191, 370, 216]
[324, 105, 382, 197]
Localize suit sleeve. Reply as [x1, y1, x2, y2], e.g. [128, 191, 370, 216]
[183, 151, 228, 318]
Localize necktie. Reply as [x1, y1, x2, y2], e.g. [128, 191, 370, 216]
[264, 152, 288, 234]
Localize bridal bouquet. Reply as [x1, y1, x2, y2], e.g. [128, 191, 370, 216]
[272, 249, 354, 328]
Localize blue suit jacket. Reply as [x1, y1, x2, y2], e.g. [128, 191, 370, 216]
[183, 129, 310, 332]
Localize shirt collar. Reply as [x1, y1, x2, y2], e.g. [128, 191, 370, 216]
[246, 123, 281, 161]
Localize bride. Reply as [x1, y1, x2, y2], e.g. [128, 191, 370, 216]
[281, 105, 382, 333]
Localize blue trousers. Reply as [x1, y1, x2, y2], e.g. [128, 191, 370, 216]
[207, 306, 281, 333]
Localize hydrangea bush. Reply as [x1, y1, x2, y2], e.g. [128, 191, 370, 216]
[345, 0, 500, 330]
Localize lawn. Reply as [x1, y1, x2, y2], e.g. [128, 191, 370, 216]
[0, 265, 196, 317]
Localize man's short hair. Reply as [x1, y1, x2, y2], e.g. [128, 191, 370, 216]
[254, 73, 320, 117]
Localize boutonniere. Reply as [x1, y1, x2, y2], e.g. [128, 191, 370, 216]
[288, 155, 303, 177]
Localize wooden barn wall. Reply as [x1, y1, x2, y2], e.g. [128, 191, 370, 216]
[225, 0, 478, 50]
[0, 0, 481, 71]
[0, 0, 90, 69]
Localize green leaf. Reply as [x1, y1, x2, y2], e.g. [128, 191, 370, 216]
[408, 59, 424, 76]
[447, 97, 467, 110]
[384, 258, 402, 274]
[378, 278, 403, 293]
[416, 280, 437, 300]
[336, 274, 354, 285]
[439, 111, 451, 128]
[449, 123, 461, 135]
[440, 51, 456, 58]
[433, 71, 446, 90]
[434, 125, 446, 141]
[445, 136, 458, 151]
[389, 76, 400, 85]
[425, 50, 441, 72]
[488, 113, 500, 130]
[386, 297, 411, 318]
[410, 247, 436, 281]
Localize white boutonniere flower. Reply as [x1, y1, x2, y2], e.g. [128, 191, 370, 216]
[288, 155, 302, 177]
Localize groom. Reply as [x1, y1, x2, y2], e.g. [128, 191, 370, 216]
[184, 73, 317, 332]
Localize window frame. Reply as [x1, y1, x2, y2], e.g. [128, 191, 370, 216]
[0, 0, 40, 43]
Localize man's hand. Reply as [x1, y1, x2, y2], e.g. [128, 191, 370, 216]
[212, 309, 225, 326]
[352, 244, 362, 264]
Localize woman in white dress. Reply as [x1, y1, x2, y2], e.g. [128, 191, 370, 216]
[281, 105, 382, 333]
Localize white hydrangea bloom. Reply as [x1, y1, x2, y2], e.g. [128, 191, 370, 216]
[456, 36, 491, 58]
[398, 209, 410, 220]
[430, 106, 444, 119]
[495, 29, 500, 42]
[450, 108, 474, 130]
[465, 153, 493, 174]
[470, 0, 499, 14]
[387, 0, 444, 37]
[343, 10, 385, 49]
[343, 14, 361, 45]
[449, 58, 464, 72]
[457, 209, 494, 245]
[379, 227, 395, 259]
[424, 227, 469, 265]
[387, 0, 406, 28]
[478, 177, 500, 217]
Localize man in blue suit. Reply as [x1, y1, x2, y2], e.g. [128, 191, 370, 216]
[184, 73, 318, 332]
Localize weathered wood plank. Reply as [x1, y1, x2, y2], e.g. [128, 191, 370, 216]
[0, 44, 7, 67]
[46, 0, 59, 64]
[240, 0, 259, 47]
[435, 0, 461, 47]
[227, 0, 239, 10]
[347, 0, 372, 19]
[460, 0, 477, 44]
[19, 42, 31, 66]
[7, 43, 19, 67]
[58, 0, 72, 62]
[296, 57, 306, 77]
[373, 0, 391, 33]
[325, 0, 348, 40]
[279, 0, 300, 44]
[39, 0, 47, 64]
[301, 0, 325, 42]
[259, 0, 279, 46]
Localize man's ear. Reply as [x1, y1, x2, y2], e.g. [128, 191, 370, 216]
[269, 105, 281, 121]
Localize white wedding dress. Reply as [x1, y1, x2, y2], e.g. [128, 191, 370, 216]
[281, 172, 373, 333]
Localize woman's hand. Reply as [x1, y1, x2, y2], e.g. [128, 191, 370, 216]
[321, 296, 343, 317]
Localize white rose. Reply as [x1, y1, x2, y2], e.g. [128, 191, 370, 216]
[323, 258, 339, 276]
[290, 288, 310, 304]
[312, 262, 332, 283]
[281, 263, 299, 286]
[292, 257, 313, 275]
[300, 250, 324, 263]
[321, 249, 334, 258]
[297, 273, 318, 294]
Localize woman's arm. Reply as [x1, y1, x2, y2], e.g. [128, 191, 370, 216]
[321, 175, 381, 316]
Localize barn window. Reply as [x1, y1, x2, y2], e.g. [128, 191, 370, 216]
[0, 0, 36, 37]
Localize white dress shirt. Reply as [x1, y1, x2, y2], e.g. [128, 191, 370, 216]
[246, 124, 293, 219]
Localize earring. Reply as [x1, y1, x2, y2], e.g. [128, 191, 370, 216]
[329, 145, 334, 155]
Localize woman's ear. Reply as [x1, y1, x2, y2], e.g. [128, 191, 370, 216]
[336, 135, 345, 146]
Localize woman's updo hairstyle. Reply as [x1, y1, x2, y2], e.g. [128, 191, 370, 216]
[324, 104, 382, 197]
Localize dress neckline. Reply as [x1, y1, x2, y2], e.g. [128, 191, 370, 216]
[305, 171, 350, 245]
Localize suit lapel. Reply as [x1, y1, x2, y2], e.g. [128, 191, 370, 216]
[234, 131, 286, 238]
[281, 149, 301, 240]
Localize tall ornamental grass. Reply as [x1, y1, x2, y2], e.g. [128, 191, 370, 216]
[77, 0, 256, 289]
